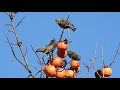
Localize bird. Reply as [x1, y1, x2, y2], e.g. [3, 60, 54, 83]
[95, 69, 103, 78]
[60, 60, 67, 68]
[55, 18, 76, 32]
[67, 50, 81, 60]
[36, 39, 57, 55]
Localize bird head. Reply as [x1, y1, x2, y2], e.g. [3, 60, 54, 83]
[55, 18, 61, 24]
[64, 39, 68, 44]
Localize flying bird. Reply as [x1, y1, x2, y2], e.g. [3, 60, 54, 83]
[67, 50, 81, 60]
[55, 18, 76, 32]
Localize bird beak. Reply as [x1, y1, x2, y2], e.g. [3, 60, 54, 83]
[52, 37, 58, 43]
[55, 19, 59, 24]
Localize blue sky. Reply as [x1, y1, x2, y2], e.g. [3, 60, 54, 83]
[0, 12, 120, 78]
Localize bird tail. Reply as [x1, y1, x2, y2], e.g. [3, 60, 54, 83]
[36, 48, 45, 52]
[70, 25, 76, 32]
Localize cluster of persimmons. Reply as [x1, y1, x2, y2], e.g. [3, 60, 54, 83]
[43, 40, 80, 78]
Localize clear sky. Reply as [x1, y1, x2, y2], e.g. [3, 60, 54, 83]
[0, 12, 120, 78]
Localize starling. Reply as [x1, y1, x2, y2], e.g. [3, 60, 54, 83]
[63, 39, 68, 44]
[36, 39, 57, 54]
[55, 18, 76, 31]
[60, 60, 67, 68]
[67, 51, 81, 60]
[95, 70, 103, 78]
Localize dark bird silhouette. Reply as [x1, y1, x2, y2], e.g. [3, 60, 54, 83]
[36, 39, 57, 54]
[55, 18, 76, 31]
[67, 51, 81, 60]
[95, 69, 103, 78]
[60, 60, 67, 68]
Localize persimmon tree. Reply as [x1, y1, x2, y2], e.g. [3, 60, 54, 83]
[2, 12, 120, 78]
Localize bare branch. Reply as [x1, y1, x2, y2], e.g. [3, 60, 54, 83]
[5, 32, 36, 78]
[31, 45, 43, 64]
[4, 12, 10, 16]
[7, 30, 14, 33]
[25, 46, 27, 57]
[5, 13, 36, 78]
[5, 24, 12, 27]
[82, 61, 91, 78]
[4, 32, 25, 67]
[27, 68, 43, 78]
[59, 15, 70, 42]
[10, 16, 29, 67]
[83, 44, 98, 78]
[67, 29, 72, 51]
[109, 42, 120, 67]
[5, 41, 17, 45]
[100, 44, 105, 78]
[15, 16, 25, 28]
[100, 44, 105, 67]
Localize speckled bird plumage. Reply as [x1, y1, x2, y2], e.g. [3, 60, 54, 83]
[67, 51, 81, 60]
[36, 39, 57, 54]
[55, 18, 76, 31]
[60, 60, 67, 68]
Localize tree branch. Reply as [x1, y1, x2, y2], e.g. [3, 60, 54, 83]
[6, 13, 36, 78]
[15, 16, 25, 28]
[10, 16, 29, 67]
[5, 32, 35, 78]
[59, 15, 70, 42]
[109, 42, 120, 67]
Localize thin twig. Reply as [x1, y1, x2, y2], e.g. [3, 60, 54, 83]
[5, 41, 17, 45]
[7, 30, 14, 33]
[5, 32, 35, 78]
[5, 24, 12, 27]
[100, 44, 105, 78]
[6, 13, 35, 78]
[83, 44, 98, 78]
[82, 61, 91, 78]
[25, 46, 27, 57]
[27, 69, 43, 78]
[31, 45, 43, 64]
[4, 12, 9, 16]
[109, 42, 120, 67]
[5, 32, 25, 67]
[101, 45, 105, 67]
[31, 45, 45, 78]
[15, 16, 25, 28]
[67, 29, 72, 51]
[59, 15, 70, 42]
[33, 66, 45, 78]
[10, 17, 29, 67]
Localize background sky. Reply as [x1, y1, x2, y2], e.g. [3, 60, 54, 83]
[0, 12, 120, 78]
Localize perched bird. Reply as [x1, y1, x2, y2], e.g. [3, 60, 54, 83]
[60, 60, 67, 68]
[55, 18, 76, 31]
[67, 51, 81, 60]
[63, 39, 68, 44]
[36, 39, 57, 54]
[95, 69, 103, 78]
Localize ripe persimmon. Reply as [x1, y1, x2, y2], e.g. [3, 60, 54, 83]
[102, 67, 112, 77]
[65, 70, 75, 78]
[52, 56, 62, 67]
[57, 41, 68, 50]
[57, 49, 67, 58]
[56, 67, 66, 78]
[70, 59, 80, 69]
[43, 64, 56, 77]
